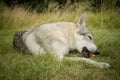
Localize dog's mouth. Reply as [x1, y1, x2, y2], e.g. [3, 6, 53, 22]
[82, 47, 95, 58]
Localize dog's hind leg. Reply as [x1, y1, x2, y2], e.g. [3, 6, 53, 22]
[25, 33, 45, 55]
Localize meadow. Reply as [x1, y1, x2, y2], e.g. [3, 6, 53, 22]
[0, 2, 120, 80]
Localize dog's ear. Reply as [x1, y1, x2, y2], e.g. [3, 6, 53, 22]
[77, 14, 90, 34]
[77, 14, 86, 27]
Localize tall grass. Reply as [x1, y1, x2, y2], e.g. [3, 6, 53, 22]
[0, 2, 119, 30]
[0, 2, 120, 80]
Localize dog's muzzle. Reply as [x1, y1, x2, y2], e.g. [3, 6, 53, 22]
[82, 47, 100, 58]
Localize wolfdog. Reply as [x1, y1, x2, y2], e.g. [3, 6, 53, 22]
[13, 14, 110, 68]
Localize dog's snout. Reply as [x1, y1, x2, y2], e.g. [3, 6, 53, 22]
[95, 50, 100, 55]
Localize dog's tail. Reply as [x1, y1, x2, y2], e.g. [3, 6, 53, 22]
[64, 57, 110, 68]
[13, 30, 30, 54]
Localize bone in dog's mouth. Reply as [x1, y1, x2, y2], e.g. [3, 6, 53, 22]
[82, 47, 95, 58]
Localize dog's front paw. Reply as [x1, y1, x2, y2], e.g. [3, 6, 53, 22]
[98, 62, 110, 68]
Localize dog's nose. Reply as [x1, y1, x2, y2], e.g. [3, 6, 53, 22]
[95, 50, 100, 55]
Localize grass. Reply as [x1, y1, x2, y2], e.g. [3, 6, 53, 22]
[0, 3, 120, 80]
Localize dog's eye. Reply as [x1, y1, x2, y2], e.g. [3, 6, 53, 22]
[88, 35, 92, 40]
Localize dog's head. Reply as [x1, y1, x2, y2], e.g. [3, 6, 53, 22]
[75, 14, 100, 58]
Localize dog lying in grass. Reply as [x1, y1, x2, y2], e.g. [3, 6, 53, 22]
[13, 14, 110, 68]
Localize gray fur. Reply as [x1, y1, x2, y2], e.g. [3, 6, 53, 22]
[13, 30, 30, 54]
